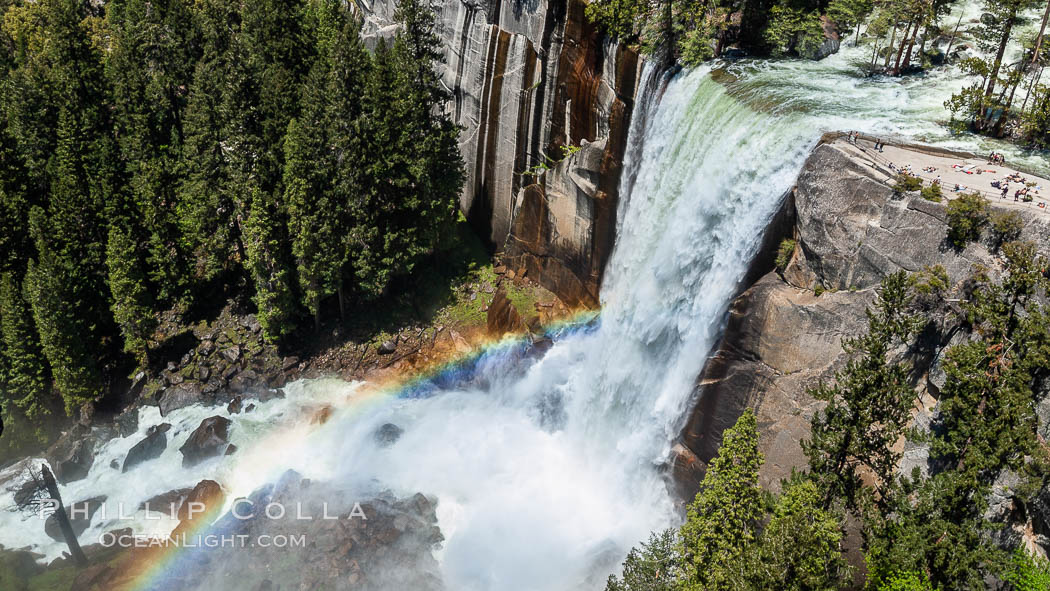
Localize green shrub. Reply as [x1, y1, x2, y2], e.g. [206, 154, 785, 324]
[877, 571, 937, 590]
[1003, 547, 1050, 591]
[775, 238, 797, 272]
[894, 174, 923, 193]
[946, 192, 988, 249]
[814, 285, 825, 297]
[920, 183, 942, 202]
[909, 264, 950, 297]
[989, 209, 1023, 248]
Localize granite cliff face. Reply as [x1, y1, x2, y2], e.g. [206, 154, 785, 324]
[362, 0, 643, 308]
[676, 140, 1050, 511]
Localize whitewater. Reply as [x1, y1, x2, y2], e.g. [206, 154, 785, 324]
[2, 11, 1049, 590]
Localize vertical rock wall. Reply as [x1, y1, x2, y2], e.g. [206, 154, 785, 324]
[360, 0, 643, 308]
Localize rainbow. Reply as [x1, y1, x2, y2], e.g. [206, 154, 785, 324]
[116, 308, 600, 591]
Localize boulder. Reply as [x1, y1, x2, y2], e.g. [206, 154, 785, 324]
[227, 395, 243, 414]
[179, 416, 235, 468]
[310, 405, 333, 425]
[374, 423, 404, 447]
[158, 382, 205, 416]
[171, 480, 225, 538]
[804, 15, 840, 60]
[486, 289, 526, 337]
[46, 429, 96, 484]
[256, 388, 285, 403]
[198, 339, 215, 356]
[220, 345, 241, 364]
[44, 495, 106, 541]
[138, 487, 193, 518]
[378, 340, 397, 355]
[229, 369, 258, 393]
[114, 407, 139, 438]
[122, 423, 172, 472]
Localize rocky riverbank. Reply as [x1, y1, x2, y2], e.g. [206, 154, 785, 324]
[0, 254, 573, 590]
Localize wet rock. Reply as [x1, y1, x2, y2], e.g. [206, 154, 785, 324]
[172, 479, 225, 538]
[242, 315, 262, 333]
[486, 289, 526, 337]
[244, 403, 256, 413]
[139, 487, 192, 517]
[44, 496, 106, 541]
[158, 382, 205, 416]
[122, 423, 172, 472]
[257, 388, 285, 403]
[667, 443, 705, 501]
[179, 416, 234, 468]
[227, 395, 243, 414]
[221, 364, 240, 380]
[114, 407, 139, 438]
[229, 369, 258, 393]
[282, 356, 299, 371]
[310, 405, 333, 425]
[220, 345, 241, 364]
[127, 371, 147, 399]
[198, 339, 215, 356]
[378, 340, 397, 355]
[374, 423, 404, 447]
[46, 430, 96, 484]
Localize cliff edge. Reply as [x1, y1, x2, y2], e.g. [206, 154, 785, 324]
[676, 138, 1050, 556]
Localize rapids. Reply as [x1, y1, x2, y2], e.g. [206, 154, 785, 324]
[2, 7, 1048, 589]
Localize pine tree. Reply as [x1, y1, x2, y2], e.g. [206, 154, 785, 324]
[804, 271, 920, 511]
[284, 111, 341, 329]
[105, 0, 199, 302]
[283, 6, 369, 328]
[106, 223, 156, 364]
[678, 409, 764, 590]
[177, 0, 242, 281]
[0, 272, 51, 419]
[749, 475, 850, 590]
[352, 1, 464, 300]
[324, 10, 371, 314]
[238, 0, 312, 197]
[393, 0, 464, 254]
[864, 244, 1050, 590]
[354, 40, 407, 298]
[26, 209, 104, 413]
[604, 529, 681, 591]
[243, 186, 299, 342]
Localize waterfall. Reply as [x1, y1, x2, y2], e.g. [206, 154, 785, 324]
[3, 13, 1048, 588]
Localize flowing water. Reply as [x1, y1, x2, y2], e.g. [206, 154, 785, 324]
[2, 12, 1049, 590]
